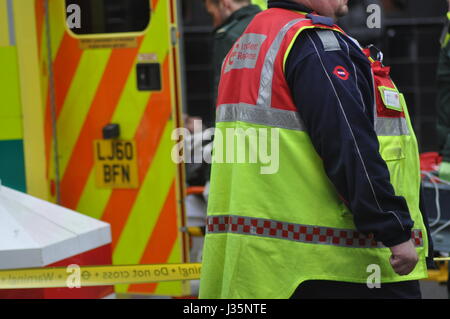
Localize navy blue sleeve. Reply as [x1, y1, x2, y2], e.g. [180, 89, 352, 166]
[285, 30, 414, 247]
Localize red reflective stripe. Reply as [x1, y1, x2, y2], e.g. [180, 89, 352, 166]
[53, 34, 83, 118]
[207, 215, 424, 248]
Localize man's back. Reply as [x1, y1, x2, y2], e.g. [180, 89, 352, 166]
[200, 3, 429, 299]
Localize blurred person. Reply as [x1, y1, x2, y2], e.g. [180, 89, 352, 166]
[204, 0, 261, 126]
[199, 0, 430, 299]
[200, 0, 261, 196]
[182, 114, 208, 296]
[183, 6, 264, 239]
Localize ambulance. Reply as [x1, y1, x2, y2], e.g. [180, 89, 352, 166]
[0, 0, 189, 297]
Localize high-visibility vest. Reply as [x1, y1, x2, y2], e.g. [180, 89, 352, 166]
[199, 8, 429, 299]
[252, 0, 267, 10]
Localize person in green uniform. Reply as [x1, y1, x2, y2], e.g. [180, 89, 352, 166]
[203, 0, 261, 126]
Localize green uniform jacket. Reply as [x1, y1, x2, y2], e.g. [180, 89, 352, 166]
[211, 4, 261, 108]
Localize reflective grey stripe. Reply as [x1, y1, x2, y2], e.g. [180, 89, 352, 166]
[216, 103, 409, 136]
[7, 0, 15, 46]
[256, 18, 308, 108]
[375, 117, 409, 136]
[316, 30, 341, 52]
[216, 103, 306, 131]
[207, 215, 424, 248]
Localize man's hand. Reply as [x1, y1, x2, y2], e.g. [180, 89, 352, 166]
[389, 239, 419, 276]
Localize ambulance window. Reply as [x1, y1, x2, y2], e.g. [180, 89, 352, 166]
[65, 0, 150, 35]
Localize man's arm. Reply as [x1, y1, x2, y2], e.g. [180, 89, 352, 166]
[285, 30, 414, 247]
[285, 29, 419, 274]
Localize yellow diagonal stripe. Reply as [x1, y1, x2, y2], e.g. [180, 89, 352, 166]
[110, 2, 170, 135]
[154, 238, 186, 296]
[0, 263, 201, 289]
[114, 123, 176, 293]
[113, 122, 175, 264]
[76, 2, 171, 218]
[77, 171, 111, 219]
[120, 226, 186, 295]
[57, 49, 111, 177]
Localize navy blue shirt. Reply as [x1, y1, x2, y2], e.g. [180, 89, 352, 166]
[270, 1, 414, 247]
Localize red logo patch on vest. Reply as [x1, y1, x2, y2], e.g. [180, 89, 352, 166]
[333, 66, 349, 80]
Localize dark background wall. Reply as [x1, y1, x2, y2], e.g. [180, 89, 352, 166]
[181, 0, 215, 125]
[181, 0, 449, 152]
[381, 0, 448, 152]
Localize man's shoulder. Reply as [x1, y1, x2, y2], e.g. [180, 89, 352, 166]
[287, 28, 368, 65]
[286, 29, 338, 63]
